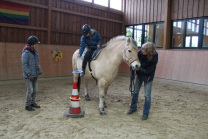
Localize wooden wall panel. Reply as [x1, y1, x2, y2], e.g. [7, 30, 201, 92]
[170, 0, 207, 20]
[153, 0, 157, 22]
[157, 0, 161, 21]
[1, 0, 123, 45]
[1, 44, 208, 85]
[193, 0, 199, 18]
[146, 0, 150, 23]
[130, 0, 134, 24]
[133, 0, 137, 24]
[140, 0, 143, 23]
[188, 0, 194, 18]
[5, 43, 23, 80]
[154, 50, 208, 85]
[161, 0, 165, 21]
[182, 0, 188, 19]
[0, 43, 7, 80]
[198, 0, 205, 17]
[171, 0, 178, 19]
[150, 0, 154, 23]
[125, 0, 165, 25]
[178, 0, 184, 19]
[118, 49, 208, 85]
[204, 0, 208, 16]
[160, 51, 175, 79]
[137, 0, 141, 23]
[143, 0, 147, 23]
[124, 0, 207, 25]
[0, 43, 80, 80]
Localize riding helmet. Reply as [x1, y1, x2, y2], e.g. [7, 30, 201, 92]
[27, 36, 40, 45]
[82, 24, 91, 36]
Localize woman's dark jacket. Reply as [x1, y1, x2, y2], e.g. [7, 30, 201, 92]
[136, 49, 158, 82]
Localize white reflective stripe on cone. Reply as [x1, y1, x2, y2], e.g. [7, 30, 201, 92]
[72, 89, 78, 95]
[70, 101, 80, 107]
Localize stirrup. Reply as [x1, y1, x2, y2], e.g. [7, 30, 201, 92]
[80, 72, 85, 77]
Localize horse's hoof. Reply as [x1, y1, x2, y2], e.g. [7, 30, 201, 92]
[99, 108, 106, 116]
[85, 95, 91, 101]
[100, 111, 106, 116]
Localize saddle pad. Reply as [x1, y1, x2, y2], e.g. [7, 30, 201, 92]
[81, 47, 103, 61]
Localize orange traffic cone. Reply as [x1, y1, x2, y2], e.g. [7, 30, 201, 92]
[65, 81, 85, 118]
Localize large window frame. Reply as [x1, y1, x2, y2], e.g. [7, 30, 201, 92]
[125, 22, 164, 48]
[80, 0, 123, 11]
[171, 17, 208, 49]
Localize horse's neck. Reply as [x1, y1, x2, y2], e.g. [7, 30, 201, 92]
[103, 41, 124, 67]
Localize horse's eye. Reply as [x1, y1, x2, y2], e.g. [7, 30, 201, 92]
[128, 50, 132, 53]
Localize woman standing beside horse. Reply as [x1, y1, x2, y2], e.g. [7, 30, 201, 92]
[127, 42, 158, 120]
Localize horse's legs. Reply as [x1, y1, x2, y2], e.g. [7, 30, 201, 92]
[84, 78, 90, 101]
[73, 73, 79, 82]
[98, 79, 106, 115]
[104, 86, 109, 108]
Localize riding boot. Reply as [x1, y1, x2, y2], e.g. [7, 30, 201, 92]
[80, 49, 93, 77]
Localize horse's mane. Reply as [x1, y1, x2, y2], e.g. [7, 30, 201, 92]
[102, 35, 137, 48]
[102, 36, 126, 47]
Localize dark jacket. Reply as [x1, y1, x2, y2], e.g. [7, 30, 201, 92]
[78, 29, 102, 56]
[136, 49, 158, 82]
[21, 45, 41, 79]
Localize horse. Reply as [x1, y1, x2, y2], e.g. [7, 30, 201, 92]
[72, 36, 141, 115]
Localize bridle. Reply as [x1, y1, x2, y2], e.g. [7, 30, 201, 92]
[123, 48, 139, 66]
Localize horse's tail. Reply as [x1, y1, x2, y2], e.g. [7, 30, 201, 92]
[77, 75, 81, 92]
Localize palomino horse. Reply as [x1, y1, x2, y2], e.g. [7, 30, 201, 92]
[72, 36, 141, 115]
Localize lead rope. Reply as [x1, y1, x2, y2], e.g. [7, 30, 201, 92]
[129, 67, 136, 96]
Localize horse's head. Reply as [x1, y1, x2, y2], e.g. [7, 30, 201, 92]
[123, 37, 141, 70]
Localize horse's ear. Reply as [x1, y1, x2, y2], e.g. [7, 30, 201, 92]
[126, 37, 131, 46]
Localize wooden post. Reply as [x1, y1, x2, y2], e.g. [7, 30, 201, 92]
[163, 0, 171, 49]
[48, 0, 52, 44]
[122, 0, 126, 35]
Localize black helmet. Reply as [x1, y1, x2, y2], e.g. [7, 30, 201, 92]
[82, 24, 91, 36]
[27, 36, 40, 45]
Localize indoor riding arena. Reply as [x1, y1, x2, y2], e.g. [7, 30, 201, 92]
[0, 0, 208, 138]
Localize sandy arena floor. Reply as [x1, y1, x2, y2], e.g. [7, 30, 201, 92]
[0, 73, 208, 139]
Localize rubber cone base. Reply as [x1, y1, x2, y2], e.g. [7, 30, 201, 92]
[65, 109, 85, 118]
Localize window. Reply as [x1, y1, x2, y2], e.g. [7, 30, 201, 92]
[185, 36, 191, 47]
[79, 0, 122, 11]
[171, 18, 208, 49]
[185, 19, 199, 47]
[81, 0, 92, 2]
[144, 24, 154, 43]
[110, 0, 122, 11]
[94, 0, 108, 7]
[155, 23, 164, 47]
[185, 36, 198, 47]
[203, 18, 208, 48]
[125, 22, 164, 47]
[192, 36, 198, 47]
[172, 20, 185, 47]
[126, 26, 133, 38]
[134, 25, 142, 47]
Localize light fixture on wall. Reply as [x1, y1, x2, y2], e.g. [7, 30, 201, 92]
[176, 28, 181, 34]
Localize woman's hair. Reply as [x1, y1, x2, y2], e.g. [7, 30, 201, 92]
[141, 42, 156, 61]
